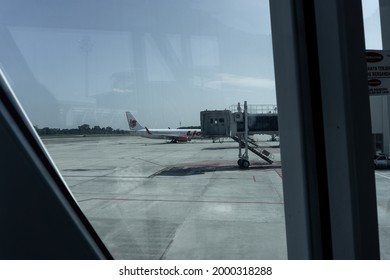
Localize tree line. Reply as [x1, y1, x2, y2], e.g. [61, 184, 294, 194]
[34, 124, 128, 136]
[34, 124, 201, 136]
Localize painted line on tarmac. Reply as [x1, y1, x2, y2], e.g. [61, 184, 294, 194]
[77, 197, 284, 205]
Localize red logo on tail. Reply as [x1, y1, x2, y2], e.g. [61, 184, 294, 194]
[129, 119, 137, 128]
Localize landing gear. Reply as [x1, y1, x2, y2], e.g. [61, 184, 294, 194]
[237, 158, 250, 169]
[241, 160, 250, 168]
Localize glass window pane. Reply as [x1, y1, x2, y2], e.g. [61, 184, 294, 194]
[362, 0, 390, 260]
[0, 0, 286, 259]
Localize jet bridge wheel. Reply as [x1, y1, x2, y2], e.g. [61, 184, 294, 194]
[238, 159, 250, 169]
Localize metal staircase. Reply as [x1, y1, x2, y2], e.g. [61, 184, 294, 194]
[231, 136, 274, 164]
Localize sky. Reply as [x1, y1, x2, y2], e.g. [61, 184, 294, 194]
[0, 0, 382, 130]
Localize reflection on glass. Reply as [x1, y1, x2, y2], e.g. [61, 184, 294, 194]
[2, 1, 276, 130]
[0, 0, 286, 259]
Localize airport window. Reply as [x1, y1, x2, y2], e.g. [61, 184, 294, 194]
[0, 0, 284, 259]
[362, 0, 390, 260]
[0, 0, 390, 259]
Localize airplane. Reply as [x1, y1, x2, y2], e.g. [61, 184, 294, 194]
[125, 112, 202, 143]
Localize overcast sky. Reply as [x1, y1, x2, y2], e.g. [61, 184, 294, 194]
[0, 0, 382, 129]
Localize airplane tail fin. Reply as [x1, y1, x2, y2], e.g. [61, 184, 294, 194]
[126, 112, 144, 131]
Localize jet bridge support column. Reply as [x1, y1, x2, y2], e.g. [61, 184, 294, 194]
[244, 101, 249, 161]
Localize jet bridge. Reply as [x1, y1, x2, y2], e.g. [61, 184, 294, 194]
[200, 102, 278, 168]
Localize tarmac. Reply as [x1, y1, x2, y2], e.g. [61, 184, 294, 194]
[41, 135, 390, 260]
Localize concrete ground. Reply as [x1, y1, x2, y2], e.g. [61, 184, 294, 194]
[42, 135, 286, 260]
[374, 171, 390, 260]
[41, 135, 390, 260]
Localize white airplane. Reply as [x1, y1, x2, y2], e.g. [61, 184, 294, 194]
[125, 112, 202, 143]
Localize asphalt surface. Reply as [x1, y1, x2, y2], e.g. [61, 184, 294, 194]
[41, 135, 390, 259]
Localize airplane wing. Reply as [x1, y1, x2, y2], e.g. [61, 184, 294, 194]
[146, 129, 189, 142]
[144, 127, 152, 135]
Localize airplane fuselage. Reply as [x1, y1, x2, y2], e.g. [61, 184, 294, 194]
[132, 128, 202, 140]
[125, 111, 201, 142]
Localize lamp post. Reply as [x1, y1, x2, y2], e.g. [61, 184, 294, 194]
[79, 36, 95, 97]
